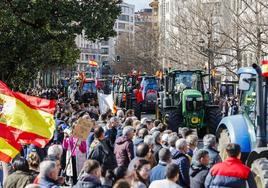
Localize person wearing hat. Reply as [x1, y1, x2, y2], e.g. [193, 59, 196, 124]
[161, 133, 169, 148]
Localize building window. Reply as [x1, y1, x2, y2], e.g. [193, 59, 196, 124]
[118, 23, 126, 29]
[118, 15, 130, 21]
[101, 48, 109, 54]
[166, 2, 169, 13]
[85, 54, 89, 61]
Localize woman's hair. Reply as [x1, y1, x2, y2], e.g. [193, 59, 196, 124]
[12, 156, 29, 172]
[113, 179, 130, 188]
[133, 159, 150, 186]
[113, 166, 127, 182]
[27, 152, 40, 170]
[83, 160, 100, 174]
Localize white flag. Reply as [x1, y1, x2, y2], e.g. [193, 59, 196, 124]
[97, 92, 114, 114]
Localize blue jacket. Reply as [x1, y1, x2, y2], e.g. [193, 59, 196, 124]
[133, 137, 144, 156]
[150, 161, 167, 183]
[39, 177, 60, 188]
[205, 157, 257, 188]
[171, 150, 190, 188]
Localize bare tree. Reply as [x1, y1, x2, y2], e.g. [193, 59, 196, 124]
[113, 21, 160, 74]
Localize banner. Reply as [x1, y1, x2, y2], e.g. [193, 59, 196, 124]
[97, 92, 117, 114]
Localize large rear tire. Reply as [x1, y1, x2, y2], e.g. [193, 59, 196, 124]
[218, 129, 230, 161]
[132, 100, 141, 120]
[251, 158, 268, 188]
[206, 107, 222, 134]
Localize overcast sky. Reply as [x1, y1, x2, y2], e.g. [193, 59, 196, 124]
[124, 0, 151, 11]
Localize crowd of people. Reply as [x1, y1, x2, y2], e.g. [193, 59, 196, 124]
[0, 90, 257, 188]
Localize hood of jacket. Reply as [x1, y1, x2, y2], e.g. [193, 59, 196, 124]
[115, 136, 130, 145]
[172, 150, 186, 160]
[75, 174, 102, 188]
[189, 164, 209, 177]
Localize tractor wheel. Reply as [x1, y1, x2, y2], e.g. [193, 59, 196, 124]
[218, 129, 230, 161]
[206, 107, 222, 134]
[251, 158, 268, 188]
[132, 100, 141, 120]
[163, 110, 182, 132]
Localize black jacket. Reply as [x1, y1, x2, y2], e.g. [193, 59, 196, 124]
[189, 164, 209, 188]
[74, 174, 105, 188]
[89, 139, 117, 173]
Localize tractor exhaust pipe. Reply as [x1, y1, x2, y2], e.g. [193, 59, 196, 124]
[252, 63, 267, 147]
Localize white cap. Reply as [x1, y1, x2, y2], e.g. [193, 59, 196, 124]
[161, 133, 169, 142]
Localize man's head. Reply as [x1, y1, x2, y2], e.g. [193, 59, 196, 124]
[136, 143, 150, 158]
[39, 161, 59, 181]
[226, 143, 241, 158]
[166, 163, 180, 182]
[161, 133, 169, 146]
[94, 126, 105, 140]
[47, 145, 63, 159]
[83, 160, 101, 178]
[175, 139, 188, 154]
[44, 155, 61, 175]
[186, 134, 198, 149]
[123, 126, 135, 139]
[158, 148, 172, 163]
[152, 131, 161, 145]
[179, 127, 194, 138]
[194, 149, 210, 166]
[203, 134, 217, 148]
[110, 116, 119, 127]
[168, 135, 179, 147]
[144, 135, 155, 149]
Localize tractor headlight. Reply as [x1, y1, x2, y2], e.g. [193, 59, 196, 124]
[186, 97, 193, 101]
[196, 97, 203, 101]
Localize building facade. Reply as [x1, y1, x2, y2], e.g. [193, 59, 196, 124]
[75, 2, 135, 72]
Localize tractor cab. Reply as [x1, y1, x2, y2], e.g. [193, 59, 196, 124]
[237, 67, 257, 123]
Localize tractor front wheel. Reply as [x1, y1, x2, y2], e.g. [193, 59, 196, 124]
[251, 158, 268, 188]
[132, 100, 141, 120]
[206, 107, 222, 134]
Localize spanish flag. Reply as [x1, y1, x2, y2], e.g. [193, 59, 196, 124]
[88, 60, 98, 67]
[0, 81, 56, 162]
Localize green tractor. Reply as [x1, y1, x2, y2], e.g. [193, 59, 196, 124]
[156, 70, 222, 136]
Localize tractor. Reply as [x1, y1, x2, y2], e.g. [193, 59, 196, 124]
[156, 70, 222, 135]
[112, 74, 142, 119]
[139, 76, 159, 113]
[81, 78, 97, 102]
[216, 63, 268, 188]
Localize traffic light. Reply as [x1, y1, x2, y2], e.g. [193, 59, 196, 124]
[116, 55, 120, 62]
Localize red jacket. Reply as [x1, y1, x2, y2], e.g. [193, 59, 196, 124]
[205, 157, 257, 188]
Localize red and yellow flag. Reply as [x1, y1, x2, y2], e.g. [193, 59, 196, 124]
[88, 60, 98, 67]
[0, 81, 56, 162]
